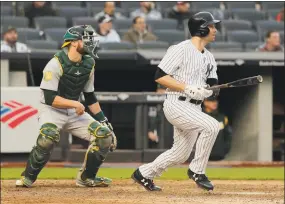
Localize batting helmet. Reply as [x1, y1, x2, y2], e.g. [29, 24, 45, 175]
[188, 12, 221, 37]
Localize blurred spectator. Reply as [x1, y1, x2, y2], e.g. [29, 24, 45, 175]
[276, 8, 284, 22]
[256, 30, 284, 52]
[122, 16, 157, 44]
[148, 84, 166, 148]
[130, 2, 162, 20]
[1, 26, 30, 53]
[96, 15, 121, 43]
[203, 97, 232, 160]
[167, 2, 191, 30]
[24, 1, 57, 27]
[94, 1, 126, 21]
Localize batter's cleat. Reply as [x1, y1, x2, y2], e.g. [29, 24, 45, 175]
[76, 171, 112, 187]
[187, 169, 214, 191]
[131, 169, 162, 192]
[15, 176, 34, 188]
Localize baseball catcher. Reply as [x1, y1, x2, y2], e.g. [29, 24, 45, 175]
[16, 25, 117, 188]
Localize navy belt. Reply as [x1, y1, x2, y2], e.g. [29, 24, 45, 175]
[178, 96, 202, 105]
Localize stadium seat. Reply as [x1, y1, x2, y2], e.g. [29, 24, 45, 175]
[92, 7, 103, 17]
[26, 40, 59, 50]
[147, 19, 177, 31]
[34, 17, 67, 31]
[209, 41, 243, 52]
[92, 7, 128, 18]
[137, 41, 169, 49]
[261, 2, 285, 10]
[117, 29, 129, 38]
[202, 8, 231, 20]
[154, 29, 185, 44]
[221, 20, 253, 33]
[120, 1, 139, 9]
[267, 9, 281, 20]
[245, 41, 262, 51]
[227, 30, 259, 44]
[72, 17, 98, 29]
[115, 8, 129, 18]
[191, 2, 222, 10]
[255, 20, 284, 40]
[87, 1, 106, 8]
[17, 28, 43, 43]
[232, 9, 267, 23]
[113, 19, 133, 30]
[53, 1, 84, 7]
[225, 2, 257, 10]
[157, 2, 176, 10]
[1, 6, 13, 16]
[99, 42, 136, 50]
[58, 7, 89, 27]
[1, 16, 29, 28]
[44, 28, 66, 45]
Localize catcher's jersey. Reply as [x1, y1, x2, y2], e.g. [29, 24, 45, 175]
[158, 40, 218, 96]
[39, 57, 94, 104]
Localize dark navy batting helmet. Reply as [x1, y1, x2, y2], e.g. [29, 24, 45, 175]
[188, 12, 221, 37]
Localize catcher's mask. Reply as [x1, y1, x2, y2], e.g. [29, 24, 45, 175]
[62, 25, 100, 59]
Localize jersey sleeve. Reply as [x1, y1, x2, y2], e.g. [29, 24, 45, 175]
[158, 45, 183, 75]
[83, 65, 95, 92]
[40, 58, 61, 91]
[208, 54, 218, 79]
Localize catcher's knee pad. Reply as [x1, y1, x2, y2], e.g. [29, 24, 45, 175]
[88, 121, 113, 151]
[23, 123, 60, 181]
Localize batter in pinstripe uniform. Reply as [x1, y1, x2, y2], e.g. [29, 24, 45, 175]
[132, 12, 221, 191]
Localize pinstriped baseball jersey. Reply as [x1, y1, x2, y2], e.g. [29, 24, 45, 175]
[158, 40, 218, 97]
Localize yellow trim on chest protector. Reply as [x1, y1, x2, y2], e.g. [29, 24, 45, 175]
[54, 56, 64, 76]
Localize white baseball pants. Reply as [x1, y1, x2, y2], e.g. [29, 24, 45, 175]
[139, 95, 220, 179]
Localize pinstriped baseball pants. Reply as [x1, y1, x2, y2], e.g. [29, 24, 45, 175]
[139, 95, 220, 179]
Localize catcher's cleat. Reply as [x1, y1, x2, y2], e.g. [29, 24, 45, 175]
[15, 176, 34, 188]
[187, 169, 214, 191]
[76, 171, 112, 187]
[131, 169, 162, 192]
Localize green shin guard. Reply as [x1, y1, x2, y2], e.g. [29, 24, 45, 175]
[22, 123, 60, 182]
[81, 144, 106, 180]
[80, 121, 112, 180]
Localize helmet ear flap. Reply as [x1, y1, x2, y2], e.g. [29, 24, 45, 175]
[188, 18, 210, 37]
[197, 27, 210, 37]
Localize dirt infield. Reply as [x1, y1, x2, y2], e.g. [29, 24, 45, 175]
[1, 180, 284, 204]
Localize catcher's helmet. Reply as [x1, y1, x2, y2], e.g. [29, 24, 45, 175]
[188, 12, 221, 37]
[61, 25, 100, 58]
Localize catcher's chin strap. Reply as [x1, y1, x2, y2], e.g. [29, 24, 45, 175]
[80, 121, 113, 180]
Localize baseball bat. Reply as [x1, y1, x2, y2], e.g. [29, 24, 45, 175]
[207, 75, 263, 90]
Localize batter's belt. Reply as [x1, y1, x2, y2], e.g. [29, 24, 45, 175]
[177, 96, 203, 105]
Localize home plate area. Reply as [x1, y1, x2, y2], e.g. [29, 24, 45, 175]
[1, 180, 284, 204]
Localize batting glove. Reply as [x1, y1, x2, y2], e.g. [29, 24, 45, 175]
[184, 85, 213, 100]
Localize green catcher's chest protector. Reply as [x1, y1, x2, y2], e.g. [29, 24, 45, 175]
[55, 50, 95, 101]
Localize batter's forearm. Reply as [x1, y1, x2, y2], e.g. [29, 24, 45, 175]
[155, 75, 186, 92]
[52, 96, 79, 109]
